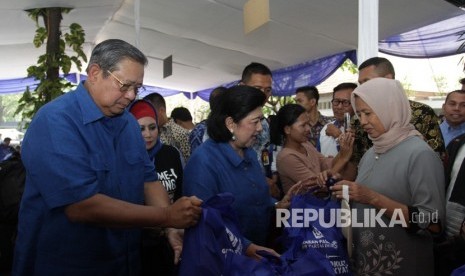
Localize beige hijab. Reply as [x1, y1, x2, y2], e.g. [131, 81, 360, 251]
[351, 78, 422, 154]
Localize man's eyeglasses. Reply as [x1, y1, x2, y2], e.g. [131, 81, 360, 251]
[331, 99, 351, 107]
[107, 70, 145, 94]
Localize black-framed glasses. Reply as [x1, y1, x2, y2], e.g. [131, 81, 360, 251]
[331, 99, 351, 107]
[107, 70, 146, 94]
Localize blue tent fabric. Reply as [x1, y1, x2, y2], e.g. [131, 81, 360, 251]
[0, 50, 356, 100]
[379, 14, 465, 58]
[0, 74, 80, 95]
[189, 50, 356, 101]
[271, 50, 357, 97]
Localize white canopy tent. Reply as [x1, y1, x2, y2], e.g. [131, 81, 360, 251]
[0, 0, 463, 93]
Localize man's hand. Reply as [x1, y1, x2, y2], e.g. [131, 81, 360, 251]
[166, 228, 184, 264]
[266, 175, 281, 199]
[164, 196, 202, 228]
[326, 124, 342, 139]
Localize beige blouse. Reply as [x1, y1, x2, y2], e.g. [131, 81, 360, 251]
[276, 141, 330, 193]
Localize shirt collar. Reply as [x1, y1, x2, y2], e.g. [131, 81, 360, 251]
[76, 81, 105, 124]
[444, 120, 465, 131]
[76, 81, 129, 133]
[316, 111, 332, 126]
[217, 142, 254, 167]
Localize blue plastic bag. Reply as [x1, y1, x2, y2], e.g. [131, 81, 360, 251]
[179, 193, 276, 276]
[281, 193, 352, 276]
[452, 263, 465, 276]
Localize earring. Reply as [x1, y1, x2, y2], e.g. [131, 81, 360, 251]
[230, 129, 236, 141]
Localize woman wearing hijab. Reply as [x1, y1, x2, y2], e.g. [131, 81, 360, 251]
[331, 78, 445, 275]
[129, 100, 184, 276]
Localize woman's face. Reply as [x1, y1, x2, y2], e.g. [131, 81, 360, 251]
[354, 97, 386, 139]
[138, 116, 158, 150]
[285, 112, 310, 144]
[231, 107, 263, 148]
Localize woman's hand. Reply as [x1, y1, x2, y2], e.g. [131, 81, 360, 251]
[166, 228, 184, 264]
[316, 170, 342, 186]
[276, 178, 318, 209]
[245, 243, 280, 260]
[266, 174, 281, 200]
[330, 180, 378, 205]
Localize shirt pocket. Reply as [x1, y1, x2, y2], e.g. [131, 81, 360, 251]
[90, 153, 110, 182]
[123, 149, 146, 183]
[121, 150, 146, 201]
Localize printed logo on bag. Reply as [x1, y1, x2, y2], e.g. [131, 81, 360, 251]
[329, 257, 350, 274]
[222, 227, 243, 255]
[312, 226, 324, 239]
[302, 237, 338, 250]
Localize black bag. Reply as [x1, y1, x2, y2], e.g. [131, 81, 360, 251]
[434, 231, 465, 275]
[0, 155, 25, 223]
[0, 155, 26, 272]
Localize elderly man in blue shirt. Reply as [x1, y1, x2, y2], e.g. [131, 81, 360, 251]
[12, 39, 201, 276]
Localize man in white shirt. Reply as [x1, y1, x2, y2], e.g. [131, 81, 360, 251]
[319, 82, 357, 157]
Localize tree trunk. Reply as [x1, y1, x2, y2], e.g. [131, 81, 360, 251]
[43, 8, 62, 102]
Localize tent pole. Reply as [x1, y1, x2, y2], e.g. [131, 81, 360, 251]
[134, 0, 141, 48]
[358, 0, 378, 65]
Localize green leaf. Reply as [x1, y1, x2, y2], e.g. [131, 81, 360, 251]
[33, 27, 47, 47]
[61, 56, 71, 73]
[19, 7, 86, 125]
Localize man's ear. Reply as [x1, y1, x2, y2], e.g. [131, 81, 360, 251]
[87, 64, 101, 82]
[310, 98, 317, 106]
[160, 106, 167, 117]
[385, 73, 394, 80]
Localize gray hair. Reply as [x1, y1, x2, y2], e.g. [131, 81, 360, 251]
[86, 39, 148, 77]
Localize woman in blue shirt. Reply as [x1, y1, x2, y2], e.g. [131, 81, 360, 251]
[183, 85, 286, 259]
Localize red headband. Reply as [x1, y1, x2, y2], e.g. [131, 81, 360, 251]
[130, 101, 157, 121]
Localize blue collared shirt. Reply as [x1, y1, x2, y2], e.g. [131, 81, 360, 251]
[440, 120, 465, 147]
[183, 139, 274, 246]
[13, 82, 157, 276]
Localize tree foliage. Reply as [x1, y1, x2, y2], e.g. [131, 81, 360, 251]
[16, 8, 87, 127]
[0, 94, 23, 123]
[340, 59, 358, 74]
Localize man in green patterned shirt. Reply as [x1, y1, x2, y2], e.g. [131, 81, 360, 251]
[144, 93, 191, 163]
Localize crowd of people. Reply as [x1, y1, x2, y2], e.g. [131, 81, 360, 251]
[2, 38, 465, 275]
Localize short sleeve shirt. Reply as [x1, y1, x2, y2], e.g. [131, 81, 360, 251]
[13, 82, 157, 275]
[183, 139, 274, 246]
